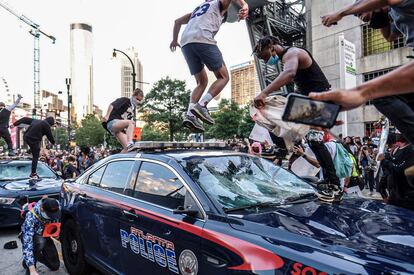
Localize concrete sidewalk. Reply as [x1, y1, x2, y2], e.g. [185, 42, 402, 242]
[0, 227, 68, 275]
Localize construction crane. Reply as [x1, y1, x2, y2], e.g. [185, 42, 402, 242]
[0, 0, 56, 112]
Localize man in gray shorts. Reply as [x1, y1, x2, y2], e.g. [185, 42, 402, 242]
[102, 88, 144, 153]
[170, 0, 249, 132]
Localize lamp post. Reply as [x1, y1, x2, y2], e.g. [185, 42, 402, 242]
[112, 48, 136, 93]
[59, 78, 71, 149]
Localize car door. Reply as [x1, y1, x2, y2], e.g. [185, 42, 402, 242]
[77, 159, 136, 274]
[120, 160, 205, 275]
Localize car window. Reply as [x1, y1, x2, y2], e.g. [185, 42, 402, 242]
[87, 165, 106, 187]
[0, 162, 56, 181]
[181, 155, 315, 210]
[100, 161, 135, 194]
[133, 162, 186, 209]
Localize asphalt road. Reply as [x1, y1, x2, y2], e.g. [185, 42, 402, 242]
[0, 226, 68, 275]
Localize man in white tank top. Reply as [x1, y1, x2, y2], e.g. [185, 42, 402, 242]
[170, 0, 248, 133]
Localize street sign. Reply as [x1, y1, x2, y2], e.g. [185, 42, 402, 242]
[133, 127, 142, 141]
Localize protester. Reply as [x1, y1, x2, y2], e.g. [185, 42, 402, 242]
[170, 0, 249, 132]
[252, 35, 343, 200]
[378, 134, 414, 210]
[63, 155, 79, 179]
[13, 117, 55, 179]
[102, 88, 144, 153]
[313, 0, 414, 144]
[0, 94, 22, 156]
[21, 198, 61, 275]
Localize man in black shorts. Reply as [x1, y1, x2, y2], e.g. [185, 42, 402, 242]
[170, 0, 248, 132]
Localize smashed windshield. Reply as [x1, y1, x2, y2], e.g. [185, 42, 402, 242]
[0, 162, 56, 181]
[181, 154, 315, 210]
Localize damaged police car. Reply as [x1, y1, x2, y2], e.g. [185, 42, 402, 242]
[60, 142, 414, 275]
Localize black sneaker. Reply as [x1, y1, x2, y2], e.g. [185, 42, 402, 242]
[127, 143, 135, 152]
[29, 173, 39, 180]
[8, 150, 16, 157]
[191, 103, 215, 125]
[182, 114, 204, 133]
[315, 182, 335, 202]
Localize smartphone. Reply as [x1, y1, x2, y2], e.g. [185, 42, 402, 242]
[282, 93, 340, 128]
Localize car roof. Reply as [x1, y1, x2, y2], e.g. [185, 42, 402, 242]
[0, 159, 33, 165]
[106, 150, 245, 163]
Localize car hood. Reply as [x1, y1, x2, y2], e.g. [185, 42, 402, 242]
[228, 198, 414, 272]
[0, 178, 61, 192]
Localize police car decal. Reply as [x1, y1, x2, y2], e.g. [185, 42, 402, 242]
[178, 249, 198, 275]
[120, 226, 179, 274]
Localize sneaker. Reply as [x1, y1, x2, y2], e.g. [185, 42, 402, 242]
[191, 103, 215, 125]
[7, 150, 16, 157]
[29, 173, 39, 180]
[182, 114, 205, 133]
[127, 143, 135, 151]
[315, 182, 335, 202]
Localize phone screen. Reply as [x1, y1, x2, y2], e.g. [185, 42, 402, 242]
[283, 95, 340, 128]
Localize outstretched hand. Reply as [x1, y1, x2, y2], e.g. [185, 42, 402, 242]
[321, 12, 342, 27]
[309, 89, 367, 111]
[170, 41, 181, 52]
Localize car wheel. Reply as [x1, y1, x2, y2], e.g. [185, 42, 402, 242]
[61, 219, 90, 275]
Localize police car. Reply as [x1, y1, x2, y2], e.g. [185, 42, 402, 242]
[60, 142, 414, 275]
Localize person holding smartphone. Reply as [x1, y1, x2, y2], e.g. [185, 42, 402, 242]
[252, 35, 342, 200]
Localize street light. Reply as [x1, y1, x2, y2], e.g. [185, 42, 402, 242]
[113, 48, 137, 93]
[58, 78, 71, 149]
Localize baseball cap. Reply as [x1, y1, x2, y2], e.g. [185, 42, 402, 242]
[42, 198, 61, 220]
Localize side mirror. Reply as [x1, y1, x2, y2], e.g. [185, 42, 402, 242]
[56, 171, 62, 177]
[173, 206, 199, 217]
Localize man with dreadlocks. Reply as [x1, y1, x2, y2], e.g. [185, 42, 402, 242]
[170, 0, 249, 133]
[253, 35, 342, 201]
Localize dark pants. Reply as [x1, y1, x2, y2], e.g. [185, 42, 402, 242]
[26, 140, 41, 174]
[22, 235, 60, 273]
[364, 168, 375, 192]
[0, 127, 13, 150]
[309, 141, 340, 187]
[373, 94, 414, 144]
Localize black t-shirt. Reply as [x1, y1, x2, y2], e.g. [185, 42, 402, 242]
[108, 97, 135, 122]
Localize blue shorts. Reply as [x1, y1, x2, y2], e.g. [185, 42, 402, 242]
[181, 43, 224, 75]
[107, 119, 120, 135]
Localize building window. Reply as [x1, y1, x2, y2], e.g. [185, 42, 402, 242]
[362, 25, 405, 56]
[363, 67, 396, 105]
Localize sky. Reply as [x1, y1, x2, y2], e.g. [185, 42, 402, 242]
[0, 0, 253, 110]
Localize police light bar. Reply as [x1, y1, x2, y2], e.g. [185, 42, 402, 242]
[128, 141, 227, 151]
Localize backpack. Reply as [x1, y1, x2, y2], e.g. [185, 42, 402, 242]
[333, 143, 353, 178]
[20, 202, 37, 220]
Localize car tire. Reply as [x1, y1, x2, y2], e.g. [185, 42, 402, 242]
[61, 219, 90, 275]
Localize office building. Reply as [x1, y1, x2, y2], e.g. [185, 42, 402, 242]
[230, 61, 260, 106]
[70, 23, 94, 122]
[120, 47, 144, 98]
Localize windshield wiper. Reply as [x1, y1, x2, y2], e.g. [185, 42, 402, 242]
[283, 193, 317, 204]
[224, 201, 282, 214]
[0, 178, 28, 182]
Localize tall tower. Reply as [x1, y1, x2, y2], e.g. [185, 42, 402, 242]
[70, 23, 94, 122]
[120, 47, 144, 98]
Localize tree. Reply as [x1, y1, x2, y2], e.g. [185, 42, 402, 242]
[141, 124, 169, 141]
[205, 99, 242, 140]
[75, 114, 106, 147]
[238, 105, 255, 138]
[140, 77, 191, 141]
[52, 127, 68, 147]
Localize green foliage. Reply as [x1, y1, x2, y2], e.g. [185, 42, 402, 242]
[52, 127, 68, 146]
[205, 99, 243, 140]
[140, 77, 191, 141]
[238, 105, 255, 138]
[141, 124, 169, 141]
[75, 114, 106, 147]
[204, 101, 254, 140]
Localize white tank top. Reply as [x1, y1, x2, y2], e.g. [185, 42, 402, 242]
[180, 0, 224, 47]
